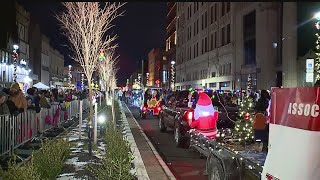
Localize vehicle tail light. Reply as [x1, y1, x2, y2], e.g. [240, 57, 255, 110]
[185, 110, 194, 122]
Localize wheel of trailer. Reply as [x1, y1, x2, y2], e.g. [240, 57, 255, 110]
[174, 123, 184, 147]
[159, 115, 167, 132]
[208, 157, 224, 180]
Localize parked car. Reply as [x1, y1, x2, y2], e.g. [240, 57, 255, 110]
[158, 90, 238, 147]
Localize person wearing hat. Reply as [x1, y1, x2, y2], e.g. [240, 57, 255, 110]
[188, 92, 219, 138]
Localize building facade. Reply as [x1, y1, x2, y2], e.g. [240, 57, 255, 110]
[175, 2, 233, 90]
[165, 2, 177, 90]
[175, 2, 298, 91]
[40, 35, 50, 86]
[0, 2, 35, 89]
[147, 48, 164, 87]
[49, 47, 64, 88]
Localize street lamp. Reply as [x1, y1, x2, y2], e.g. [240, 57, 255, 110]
[314, 11, 320, 82]
[12, 44, 19, 82]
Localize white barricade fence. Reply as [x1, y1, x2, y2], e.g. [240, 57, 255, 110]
[0, 99, 88, 156]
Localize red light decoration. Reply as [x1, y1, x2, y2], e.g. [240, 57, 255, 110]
[244, 112, 250, 120]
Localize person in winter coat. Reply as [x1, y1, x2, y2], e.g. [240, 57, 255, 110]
[188, 92, 219, 138]
[7, 83, 27, 116]
[255, 89, 270, 114]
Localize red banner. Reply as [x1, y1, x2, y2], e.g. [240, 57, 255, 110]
[271, 87, 320, 131]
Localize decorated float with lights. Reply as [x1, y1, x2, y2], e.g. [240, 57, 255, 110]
[189, 86, 320, 180]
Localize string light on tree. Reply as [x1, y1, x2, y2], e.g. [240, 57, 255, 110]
[146, 72, 149, 86]
[68, 65, 72, 88]
[81, 73, 84, 90]
[170, 61, 175, 90]
[12, 44, 19, 82]
[314, 12, 320, 81]
[234, 93, 254, 144]
[247, 74, 252, 94]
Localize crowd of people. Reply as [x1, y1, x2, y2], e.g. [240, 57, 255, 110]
[0, 83, 88, 116]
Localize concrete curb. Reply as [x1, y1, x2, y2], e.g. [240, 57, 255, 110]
[123, 103, 177, 180]
[119, 101, 150, 180]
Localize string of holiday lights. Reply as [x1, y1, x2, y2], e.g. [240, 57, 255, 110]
[170, 61, 175, 90]
[315, 20, 320, 81]
[81, 73, 84, 90]
[12, 45, 19, 82]
[68, 65, 72, 88]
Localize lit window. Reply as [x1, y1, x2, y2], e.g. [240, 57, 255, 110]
[174, 31, 177, 45]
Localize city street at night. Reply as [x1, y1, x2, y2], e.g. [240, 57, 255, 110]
[124, 104, 207, 180]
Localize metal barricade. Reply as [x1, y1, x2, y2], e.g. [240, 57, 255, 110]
[0, 99, 87, 157]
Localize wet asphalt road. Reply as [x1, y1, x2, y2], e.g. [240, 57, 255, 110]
[127, 105, 207, 180]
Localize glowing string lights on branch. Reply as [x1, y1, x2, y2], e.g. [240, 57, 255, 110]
[314, 12, 320, 81]
[81, 73, 84, 90]
[171, 61, 175, 90]
[12, 44, 19, 82]
[68, 65, 72, 88]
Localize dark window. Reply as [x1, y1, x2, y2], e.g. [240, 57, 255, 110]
[205, 11, 208, 28]
[193, 44, 196, 58]
[210, 33, 214, 50]
[226, 2, 230, 13]
[194, 22, 196, 36]
[196, 42, 199, 57]
[227, 24, 230, 44]
[194, 2, 196, 13]
[201, 39, 204, 54]
[210, 6, 214, 24]
[196, 19, 199, 34]
[211, 72, 216, 77]
[201, 2, 204, 6]
[214, 31, 217, 48]
[243, 11, 256, 65]
[214, 4, 217, 21]
[201, 14, 204, 30]
[187, 6, 190, 20]
[205, 37, 208, 52]
[221, 27, 225, 46]
[221, 2, 225, 17]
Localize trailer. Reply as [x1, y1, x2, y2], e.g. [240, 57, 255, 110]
[190, 87, 320, 180]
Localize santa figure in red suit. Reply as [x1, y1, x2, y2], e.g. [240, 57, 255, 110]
[188, 92, 219, 138]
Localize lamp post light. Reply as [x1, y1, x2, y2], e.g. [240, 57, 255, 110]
[12, 44, 19, 82]
[170, 61, 175, 90]
[314, 11, 320, 82]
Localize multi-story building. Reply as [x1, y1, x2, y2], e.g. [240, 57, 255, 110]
[147, 48, 164, 87]
[175, 2, 298, 91]
[0, 1, 37, 89]
[49, 47, 64, 88]
[165, 2, 177, 90]
[175, 2, 233, 90]
[40, 35, 50, 86]
[29, 15, 41, 84]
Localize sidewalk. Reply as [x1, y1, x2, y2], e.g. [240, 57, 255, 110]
[120, 102, 176, 180]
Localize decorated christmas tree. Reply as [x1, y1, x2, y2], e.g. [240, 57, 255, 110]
[234, 74, 254, 143]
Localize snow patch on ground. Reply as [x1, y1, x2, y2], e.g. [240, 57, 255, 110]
[65, 157, 88, 171]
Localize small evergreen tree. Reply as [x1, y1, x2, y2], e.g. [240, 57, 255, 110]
[234, 95, 254, 143]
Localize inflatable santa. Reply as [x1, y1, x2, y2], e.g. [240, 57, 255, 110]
[189, 92, 219, 138]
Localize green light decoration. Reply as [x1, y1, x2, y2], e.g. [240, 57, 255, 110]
[99, 49, 105, 62]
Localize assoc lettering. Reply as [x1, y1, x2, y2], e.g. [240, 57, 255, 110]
[287, 103, 319, 117]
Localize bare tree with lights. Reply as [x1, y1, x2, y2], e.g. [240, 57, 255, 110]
[98, 47, 119, 106]
[56, 2, 124, 155]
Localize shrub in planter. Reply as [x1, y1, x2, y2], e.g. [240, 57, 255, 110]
[32, 138, 71, 179]
[89, 122, 135, 180]
[0, 156, 41, 180]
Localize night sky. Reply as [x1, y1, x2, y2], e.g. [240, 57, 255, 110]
[18, 1, 166, 85]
